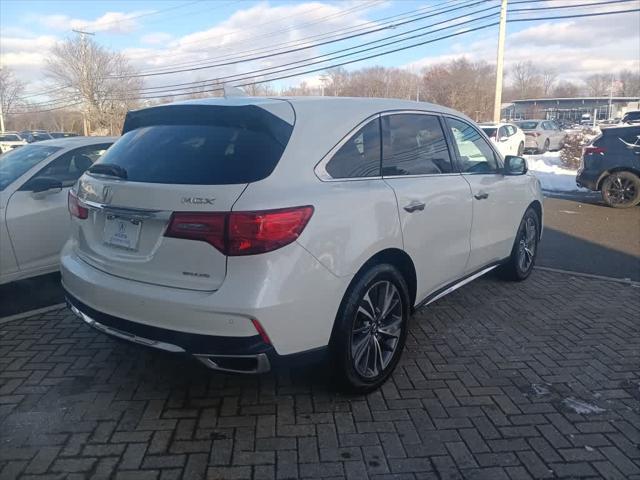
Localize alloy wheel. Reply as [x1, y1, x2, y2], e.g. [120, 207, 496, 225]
[517, 217, 537, 272]
[350, 281, 403, 379]
[606, 175, 637, 206]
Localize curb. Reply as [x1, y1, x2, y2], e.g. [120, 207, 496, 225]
[534, 266, 639, 287]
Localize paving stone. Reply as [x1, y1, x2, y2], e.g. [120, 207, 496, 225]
[0, 271, 637, 479]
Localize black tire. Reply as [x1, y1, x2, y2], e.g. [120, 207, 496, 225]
[330, 263, 410, 393]
[517, 142, 524, 156]
[601, 171, 640, 208]
[497, 207, 540, 281]
[541, 138, 550, 153]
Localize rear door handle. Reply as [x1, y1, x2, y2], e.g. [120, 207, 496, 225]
[474, 192, 489, 200]
[403, 201, 426, 213]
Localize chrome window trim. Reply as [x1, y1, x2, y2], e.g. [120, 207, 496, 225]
[314, 108, 451, 182]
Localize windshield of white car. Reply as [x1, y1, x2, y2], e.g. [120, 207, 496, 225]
[0, 145, 62, 191]
[516, 121, 538, 130]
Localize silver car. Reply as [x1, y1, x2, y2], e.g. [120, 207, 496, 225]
[516, 120, 565, 153]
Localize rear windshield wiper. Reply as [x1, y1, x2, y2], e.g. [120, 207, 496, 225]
[88, 163, 128, 179]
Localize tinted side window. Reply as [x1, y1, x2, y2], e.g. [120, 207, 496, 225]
[446, 118, 499, 174]
[382, 114, 452, 176]
[506, 125, 516, 136]
[326, 118, 380, 178]
[498, 127, 507, 139]
[28, 144, 111, 187]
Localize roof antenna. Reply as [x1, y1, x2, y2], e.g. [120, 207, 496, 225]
[224, 85, 248, 98]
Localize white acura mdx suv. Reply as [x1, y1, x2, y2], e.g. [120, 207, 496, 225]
[61, 97, 543, 392]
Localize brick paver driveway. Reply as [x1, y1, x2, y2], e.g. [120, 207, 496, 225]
[1, 270, 639, 480]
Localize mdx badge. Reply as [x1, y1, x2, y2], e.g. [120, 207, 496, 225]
[182, 197, 215, 205]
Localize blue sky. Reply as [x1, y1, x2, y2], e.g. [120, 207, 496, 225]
[1, 0, 639, 97]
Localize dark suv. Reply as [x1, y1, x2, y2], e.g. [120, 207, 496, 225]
[577, 125, 640, 208]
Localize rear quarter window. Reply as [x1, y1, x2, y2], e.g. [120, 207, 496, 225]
[94, 104, 294, 185]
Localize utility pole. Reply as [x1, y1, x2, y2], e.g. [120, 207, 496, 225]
[608, 74, 614, 119]
[492, 0, 508, 123]
[72, 29, 94, 136]
[0, 66, 5, 131]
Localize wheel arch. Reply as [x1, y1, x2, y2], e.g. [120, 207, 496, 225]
[528, 200, 543, 240]
[596, 167, 640, 190]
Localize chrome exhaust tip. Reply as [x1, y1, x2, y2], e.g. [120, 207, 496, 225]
[194, 353, 271, 374]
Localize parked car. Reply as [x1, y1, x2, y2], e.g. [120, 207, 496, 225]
[50, 132, 80, 139]
[0, 132, 27, 154]
[20, 130, 53, 143]
[479, 122, 525, 157]
[0, 136, 115, 284]
[61, 97, 543, 392]
[621, 110, 640, 125]
[577, 125, 640, 208]
[516, 120, 565, 153]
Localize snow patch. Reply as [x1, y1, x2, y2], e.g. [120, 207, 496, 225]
[524, 152, 588, 193]
[562, 397, 606, 414]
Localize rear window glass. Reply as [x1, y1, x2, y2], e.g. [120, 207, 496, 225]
[622, 111, 640, 122]
[516, 121, 538, 130]
[94, 104, 294, 185]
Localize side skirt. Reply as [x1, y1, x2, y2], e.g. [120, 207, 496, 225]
[414, 260, 507, 310]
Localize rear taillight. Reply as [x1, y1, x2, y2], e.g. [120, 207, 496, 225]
[165, 206, 313, 256]
[584, 146, 605, 155]
[68, 190, 88, 219]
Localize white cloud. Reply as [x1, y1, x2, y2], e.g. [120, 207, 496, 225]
[121, 1, 382, 91]
[406, 10, 640, 86]
[140, 32, 174, 45]
[37, 10, 152, 34]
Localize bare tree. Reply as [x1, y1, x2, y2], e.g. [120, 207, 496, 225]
[510, 61, 542, 99]
[541, 68, 557, 97]
[553, 81, 581, 98]
[421, 58, 495, 120]
[585, 74, 610, 96]
[46, 35, 143, 135]
[0, 67, 26, 119]
[618, 69, 640, 97]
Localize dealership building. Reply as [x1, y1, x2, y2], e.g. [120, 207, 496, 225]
[502, 96, 640, 122]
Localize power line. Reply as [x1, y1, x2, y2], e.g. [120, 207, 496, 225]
[108, 0, 492, 78]
[128, 0, 451, 74]
[76, 0, 205, 31]
[10, 4, 639, 113]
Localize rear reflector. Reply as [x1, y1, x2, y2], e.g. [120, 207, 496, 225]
[165, 206, 314, 256]
[68, 190, 88, 219]
[584, 146, 605, 155]
[251, 319, 271, 345]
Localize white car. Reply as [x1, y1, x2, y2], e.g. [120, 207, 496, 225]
[61, 98, 543, 392]
[479, 122, 525, 157]
[515, 119, 566, 153]
[1, 136, 115, 284]
[0, 132, 27, 154]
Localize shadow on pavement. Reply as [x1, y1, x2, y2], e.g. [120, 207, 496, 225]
[0, 272, 65, 318]
[538, 227, 640, 281]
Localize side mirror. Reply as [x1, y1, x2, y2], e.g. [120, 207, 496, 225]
[24, 177, 63, 198]
[499, 136, 509, 142]
[504, 155, 528, 175]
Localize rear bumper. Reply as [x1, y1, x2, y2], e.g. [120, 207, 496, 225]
[66, 292, 327, 374]
[524, 137, 539, 150]
[60, 239, 347, 357]
[576, 168, 599, 191]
